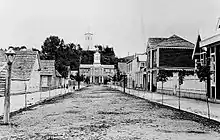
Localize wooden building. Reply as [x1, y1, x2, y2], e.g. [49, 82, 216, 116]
[40, 60, 62, 91]
[146, 35, 195, 92]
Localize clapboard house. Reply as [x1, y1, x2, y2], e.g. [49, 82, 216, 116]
[146, 35, 195, 91]
[0, 50, 7, 96]
[11, 50, 41, 94]
[0, 49, 41, 94]
[40, 60, 62, 91]
[194, 19, 220, 100]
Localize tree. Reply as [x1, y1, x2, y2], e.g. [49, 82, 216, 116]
[196, 63, 211, 82]
[195, 60, 211, 119]
[41, 36, 61, 60]
[84, 76, 90, 84]
[178, 69, 186, 110]
[112, 74, 117, 82]
[40, 36, 119, 81]
[41, 36, 83, 77]
[68, 43, 77, 50]
[156, 70, 168, 104]
[71, 72, 84, 89]
[95, 45, 103, 51]
[32, 48, 40, 52]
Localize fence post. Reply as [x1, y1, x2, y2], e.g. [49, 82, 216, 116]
[24, 83, 27, 108]
[178, 85, 180, 110]
[48, 84, 51, 98]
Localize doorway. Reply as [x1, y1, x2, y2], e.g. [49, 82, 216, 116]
[95, 76, 99, 84]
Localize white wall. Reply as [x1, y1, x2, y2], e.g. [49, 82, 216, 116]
[27, 57, 41, 92]
[11, 80, 28, 93]
[157, 74, 206, 94]
[11, 57, 41, 94]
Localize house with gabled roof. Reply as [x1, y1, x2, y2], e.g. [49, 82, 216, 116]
[0, 50, 7, 96]
[194, 18, 220, 100]
[11, 50, 41, 94]
[134, 54, 147, 89]
[118, 55, 134, 75]
[40, 60, 62, 91]
[126, 53, 147, 89]
[146, 34, 195, 92]
[0, 49, 41, 95]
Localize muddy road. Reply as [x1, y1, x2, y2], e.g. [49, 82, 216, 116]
[0, 85, 220, 139]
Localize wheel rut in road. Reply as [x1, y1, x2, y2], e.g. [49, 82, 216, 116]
[0, 85, 220, 140]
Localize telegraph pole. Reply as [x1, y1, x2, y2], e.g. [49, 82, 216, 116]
[4, 48, 15, 124]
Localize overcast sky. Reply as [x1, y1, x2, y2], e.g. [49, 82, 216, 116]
[0, 0, 219, 57]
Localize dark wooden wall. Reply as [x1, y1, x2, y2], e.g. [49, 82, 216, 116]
[159, 48, 194, 68]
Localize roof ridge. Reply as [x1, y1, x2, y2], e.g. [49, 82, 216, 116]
[155, 34, 194, 48]
[11, 50, 38, 80]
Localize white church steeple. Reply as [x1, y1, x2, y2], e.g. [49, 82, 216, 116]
[94, 49, 101, 65]
[84, 26, 95, 50]
[84, 32, 93, 50]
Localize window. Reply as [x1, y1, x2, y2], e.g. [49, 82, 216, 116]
[105, 69, 110, 73]
[211, 47, 215, 53]
[48, 76, 52, 86]
[152, 50, 157, 68]
[42, 76, 48, 87]
[200, 52, 206, 65]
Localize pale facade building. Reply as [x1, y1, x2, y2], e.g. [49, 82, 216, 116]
[84, 32, 96, 51]
[197, 18, 220, 100]
[79, 50, 115, 84]
[126, 54, 147, 89]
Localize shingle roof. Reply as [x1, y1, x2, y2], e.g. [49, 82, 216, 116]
[12, 50, 39, 80]
[0, 50, 6, 63]
[0, 51, 7, 79]
[0, 62, 6, 71]
[122, 55, 135, 62]
[157, 35, 194, 48]
[192, 34, 201, 60]
[0, 63, 6, 79]
[148, 38, 167, 48]
[40, 60, 55, 75]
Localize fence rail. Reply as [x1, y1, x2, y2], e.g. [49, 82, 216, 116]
[0, 84, 86, 116]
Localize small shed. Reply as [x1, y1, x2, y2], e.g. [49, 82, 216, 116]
[40, 60, 58, 91]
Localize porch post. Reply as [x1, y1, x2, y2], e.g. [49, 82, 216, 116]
[150, 71, 152, 91]
[90, 76, 92, 83]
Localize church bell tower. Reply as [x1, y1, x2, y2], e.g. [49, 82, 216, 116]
[84, 32, 93, 50]
[94, 50, 101, 65]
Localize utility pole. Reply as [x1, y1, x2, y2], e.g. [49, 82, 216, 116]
[78, 55, 82, 90]
[123, 74, 126, 93]
[24, 83, 27, 107]
[4, 48, 15, 124]
[4, 62, 12, 124]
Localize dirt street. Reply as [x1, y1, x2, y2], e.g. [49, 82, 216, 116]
[0, 85, 220, 139]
